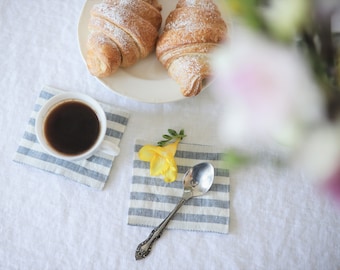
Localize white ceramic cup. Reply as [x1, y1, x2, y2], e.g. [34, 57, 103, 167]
[35, 92, 120, 161]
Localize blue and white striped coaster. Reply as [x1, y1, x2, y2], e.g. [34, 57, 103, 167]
[128, 140, 230, 234]
[13, 86, 129, 190]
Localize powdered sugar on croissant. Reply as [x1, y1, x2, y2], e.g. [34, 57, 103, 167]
[156, 0, 227, 97]
[86, 0, 162, 77]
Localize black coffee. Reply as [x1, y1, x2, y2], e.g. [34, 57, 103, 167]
[44, 101, 100, 155]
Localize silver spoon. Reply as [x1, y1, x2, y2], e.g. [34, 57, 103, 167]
[135, 162, 214, 260]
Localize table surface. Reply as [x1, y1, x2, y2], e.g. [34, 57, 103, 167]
[1, 1, 340, 269]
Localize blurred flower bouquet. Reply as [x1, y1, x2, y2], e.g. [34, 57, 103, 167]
[213, 0, 340, 204]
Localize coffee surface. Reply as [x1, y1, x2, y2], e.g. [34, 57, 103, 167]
[44, 101, 100, 155]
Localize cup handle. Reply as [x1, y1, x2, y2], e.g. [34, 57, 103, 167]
[99, 140, 120, 157]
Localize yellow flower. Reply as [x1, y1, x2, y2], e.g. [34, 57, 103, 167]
[138, 139, 180, 183]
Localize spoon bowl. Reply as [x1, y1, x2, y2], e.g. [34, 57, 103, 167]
[135, 162, 215, 260]
[182, 162, 214, 199]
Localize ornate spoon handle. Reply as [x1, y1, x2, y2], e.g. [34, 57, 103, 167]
[135, 198, 187, 260]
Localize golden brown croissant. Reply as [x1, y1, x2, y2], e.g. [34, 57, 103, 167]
[86, 0, 162, 77]
[156, 0, 227, 97]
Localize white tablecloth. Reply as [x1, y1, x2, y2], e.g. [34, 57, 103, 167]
[1, 1, 340, 269]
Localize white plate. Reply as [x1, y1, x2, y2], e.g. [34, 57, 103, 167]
[77, 0, 227, 103]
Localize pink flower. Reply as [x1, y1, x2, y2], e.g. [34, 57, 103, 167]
[212, 29, 324, 148]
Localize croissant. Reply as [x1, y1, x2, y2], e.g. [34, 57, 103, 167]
[86, 0, 162, 77]
[156, 0, 227, 97]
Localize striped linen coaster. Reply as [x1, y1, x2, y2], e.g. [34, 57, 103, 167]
[13, 86, 129, 190]
[128, 140, 230, 234]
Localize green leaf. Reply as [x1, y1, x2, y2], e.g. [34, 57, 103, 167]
[223, 150, 251, 170]
[168, 129, 178, 136]
[157, 140, 167, 146]
[157, 129, 186, 146]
